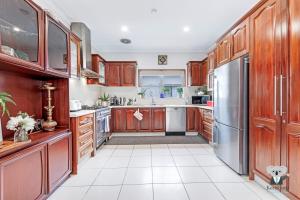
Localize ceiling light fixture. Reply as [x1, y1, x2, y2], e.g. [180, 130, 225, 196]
[183, 26, 190, 33]
[13, 27, 21, 32]
[121, 25, 129, 32]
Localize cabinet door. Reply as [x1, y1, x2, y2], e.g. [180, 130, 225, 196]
[151, 108, 166, 132]
[47, 132, 72, 193]
[138, 108, 152, 132]
[216, 35, 232, 66]
[208, 51, 216, 72]
[0, 0, 44, 70]
[125, 108, 138, 131]
[0, 144, 47, 200]
[106, 62, 121, 86]
[198, 109, 203, 134]
[45, 13, 69, 77]
[186, 107, 198, 131]
[187, 62, 201, 86]
[231, 18, 249, 60]
[282, 0, 300, 198]
[70, 33, 80, 77]
[249, 0, 281, 180]
[121, 63, 136, 86]
[112, 108, 126, 132]
[201, 60, 208, 86]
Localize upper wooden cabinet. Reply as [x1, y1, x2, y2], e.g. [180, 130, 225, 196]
[122, 62, 136, 86]
[216, 34, 232, 66]
[45, 12, 70, 77]
[70, 33, 81, 78]
[187, 61, 207, 86]
[207, 50, 216, 72]
[87, 54, 106, 85]
[0, 0, 44, 70]
[231, 18, 249, 60]
[106, 61, 137, 86]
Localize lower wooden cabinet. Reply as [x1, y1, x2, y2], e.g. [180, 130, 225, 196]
[151, 108, 166, 132]
[47, 133, 72, 193]
[0, 143, 47, 200]
[111, 108, 165, 132]
[198, 108, 213, 142]
[186, 107, 199, 131]
[0, 131, 72, 200]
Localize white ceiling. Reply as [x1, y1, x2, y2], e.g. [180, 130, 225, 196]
[51, 0, 259, 53]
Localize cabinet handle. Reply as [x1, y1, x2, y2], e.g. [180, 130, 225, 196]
[280, 75, 283, 116]
[255, 124, 273, 132]
[274, 75, 277, 115]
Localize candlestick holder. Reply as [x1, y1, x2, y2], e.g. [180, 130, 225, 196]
[41, 83, 57, 131]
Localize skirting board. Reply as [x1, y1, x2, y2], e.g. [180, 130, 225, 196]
[254, 175, 289, 200]
[112, 132, 165, 137]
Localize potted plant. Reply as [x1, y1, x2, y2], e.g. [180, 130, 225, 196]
[177, 87, 183, 98]
[137, 88, 148, 99]
[0, 92, 16, 145]
[99, 93, 110, 107]
[6, 112, 35, 142]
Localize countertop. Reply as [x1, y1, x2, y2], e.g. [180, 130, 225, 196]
[109, 104, 213, 110]
[70, 110, 95, 118]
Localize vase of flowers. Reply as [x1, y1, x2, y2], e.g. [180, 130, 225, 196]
[0, 92, 16, 145]
[6, 112, 35, 142]
[99, 93, 110, 107]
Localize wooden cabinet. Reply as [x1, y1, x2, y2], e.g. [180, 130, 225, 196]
[151, 108, 166, 132]
[208, 50, 216, 72]
[138, 108, 152, 132]
[249, 0, 281, 181]
[0, 143, 47, 200]
[45, 12, 70, 77]
[112, 108, 126, 132]
[125, 108, 138, 131]
[0, 0, 44, 71]
[231, 18, 249, 60]
[121, 62, 136, 86]
[186, 107, 199, 132]
[187, 61, 207, 86]
[47, 132, 72, 193]
[106, 61, 137, 86]
[70, 33, 81, 77]
[70, 114, 95, 174]
[201, 109, 213, 141]
[187, 61, 201, 86]
[87, 54, 106, 85]
[216, 34, 232, 66]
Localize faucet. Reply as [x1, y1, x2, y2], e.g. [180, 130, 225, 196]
[149, 91, 156, 105]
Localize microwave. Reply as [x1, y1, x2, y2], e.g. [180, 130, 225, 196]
[192, 95, 211, 105]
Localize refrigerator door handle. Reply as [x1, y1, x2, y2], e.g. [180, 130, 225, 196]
[213, 124, 219, 146]
[274, 75, 277, 115]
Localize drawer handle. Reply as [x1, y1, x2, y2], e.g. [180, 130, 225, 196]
[255, 124, 273, 132]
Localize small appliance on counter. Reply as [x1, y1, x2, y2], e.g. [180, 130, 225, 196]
[70, 100, 82, 112]
[192, 95, 211, 105]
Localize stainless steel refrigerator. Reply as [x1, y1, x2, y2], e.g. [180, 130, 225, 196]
[213, 56, 249, 175]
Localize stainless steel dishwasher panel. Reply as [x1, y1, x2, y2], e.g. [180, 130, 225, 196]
[166, 107, 186, 132]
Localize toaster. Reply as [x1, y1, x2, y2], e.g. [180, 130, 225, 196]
[70, 100, 82, 112]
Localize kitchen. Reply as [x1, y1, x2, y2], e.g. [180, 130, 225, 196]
[0, 0, 299, 200]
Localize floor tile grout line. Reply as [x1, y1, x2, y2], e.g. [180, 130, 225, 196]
[168, 144, 191, 200]
[242, 182, 279, 200]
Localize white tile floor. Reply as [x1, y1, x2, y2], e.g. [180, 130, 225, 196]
[49, 143, 279, 200]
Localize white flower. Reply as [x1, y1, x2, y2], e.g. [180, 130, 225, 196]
[6, 113, 35, 132]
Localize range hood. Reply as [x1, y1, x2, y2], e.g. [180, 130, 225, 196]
[71, 22, 99, 78]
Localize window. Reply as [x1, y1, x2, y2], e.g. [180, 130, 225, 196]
[138, 69, 185, 98]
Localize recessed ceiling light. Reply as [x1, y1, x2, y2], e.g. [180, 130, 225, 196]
[121, 25, 129, 32]
[13, 27, 20, 32]
[151, 8, 158, 14]
[120, 38, 131, 44]
[183, 26, 190, 32]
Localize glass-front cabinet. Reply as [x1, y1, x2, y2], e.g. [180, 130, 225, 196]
[70, 33, 80, 77]
[45, 13, 69, 77]
[0, 0, 44, 69]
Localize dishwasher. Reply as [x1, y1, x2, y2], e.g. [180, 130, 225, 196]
[166, 107, 186, 135]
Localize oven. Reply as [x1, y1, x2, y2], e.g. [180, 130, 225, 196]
[95, 107, 111, 148]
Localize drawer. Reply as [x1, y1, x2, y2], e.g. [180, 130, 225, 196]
[78, 131, 93, 148]
[79, 139, 93, 158]
[79, 124, 93, 137]
[203, 129, 212, 141]
[79, 114, 94, 127]
[203, 121, 212, 131]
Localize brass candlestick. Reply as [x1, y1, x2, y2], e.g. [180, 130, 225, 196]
[41, 83, 57, 131]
